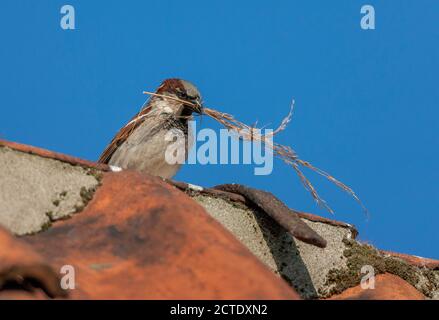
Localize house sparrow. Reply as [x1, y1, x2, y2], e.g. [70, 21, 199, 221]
[99, 78, 203, 178]
[99, 78, 327, 248]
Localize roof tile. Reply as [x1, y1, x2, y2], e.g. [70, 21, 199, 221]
[0, 139, 437, 300]
[17, 171, 300, 299]
[328, 273, 425, 300]
[0, 139, 109, 171]
[0, 226, 66, 299]
[381, 251, 439, 270]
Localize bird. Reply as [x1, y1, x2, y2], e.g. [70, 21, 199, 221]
[98, 78, 327, 248]
[98, 78, 203, 178]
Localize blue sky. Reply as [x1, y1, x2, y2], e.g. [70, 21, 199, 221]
[0, 1, 437, 258]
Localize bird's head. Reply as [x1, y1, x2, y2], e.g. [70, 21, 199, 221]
[155, 78, 203, 117]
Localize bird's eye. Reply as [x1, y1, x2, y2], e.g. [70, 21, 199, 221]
[176, 89, 198, 102]
[177, 90, 188, 99]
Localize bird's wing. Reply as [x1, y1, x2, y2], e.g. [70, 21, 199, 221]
[98, 105, 152, 164]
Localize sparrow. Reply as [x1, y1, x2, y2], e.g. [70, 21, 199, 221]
[99, 78, 203, 178]
[99, 78, 327, 248]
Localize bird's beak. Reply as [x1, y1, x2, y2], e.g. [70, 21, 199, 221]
[193, 98, 203, 114]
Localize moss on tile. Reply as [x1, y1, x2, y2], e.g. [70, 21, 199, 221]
[322, 238, 439, 298]
[86, 168, 104, 183]
[80, 186, 94, 203]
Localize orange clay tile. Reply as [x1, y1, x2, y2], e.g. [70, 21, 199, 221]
[13, 171, 300, 299]
[380, 251, 439, 270]
[0, 139, 110, 171]
[328, 273, 425, 300]
[0, 226, 66, 299]
[1, 139, 437, 300]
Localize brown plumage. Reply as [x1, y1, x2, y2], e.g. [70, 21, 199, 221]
[98, 78, 203, 178]
[99, 105, 152, 164]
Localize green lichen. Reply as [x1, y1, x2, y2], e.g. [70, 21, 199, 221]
[323, 238, 426, 297]
[73, 185, 97, 213]
[384, 254, 419, 286]
[74, 203, 85, 213]
[45, 211, 54, 220]
[51, 191, 68, 208]
[80, 186, 94, 202]
[39, 212, 54, 232]
[86, 168, 103, 184]
[423, 269, 439, 294]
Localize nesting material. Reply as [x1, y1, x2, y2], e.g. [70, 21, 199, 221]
[142, 91, 367, 215]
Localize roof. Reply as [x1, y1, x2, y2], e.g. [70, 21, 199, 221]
[0, 139, 437, 300]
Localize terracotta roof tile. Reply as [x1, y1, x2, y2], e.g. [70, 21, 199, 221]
[0, 226, 66, 299]
[328, 273, 425, 300]
[0, 139, 437, 300]
[0, 139, 110, 172]
[380, 251, 439, 270]
[3, 170, 299, 299]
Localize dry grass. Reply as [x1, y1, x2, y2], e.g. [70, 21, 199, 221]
[143, 91, 368, 216]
